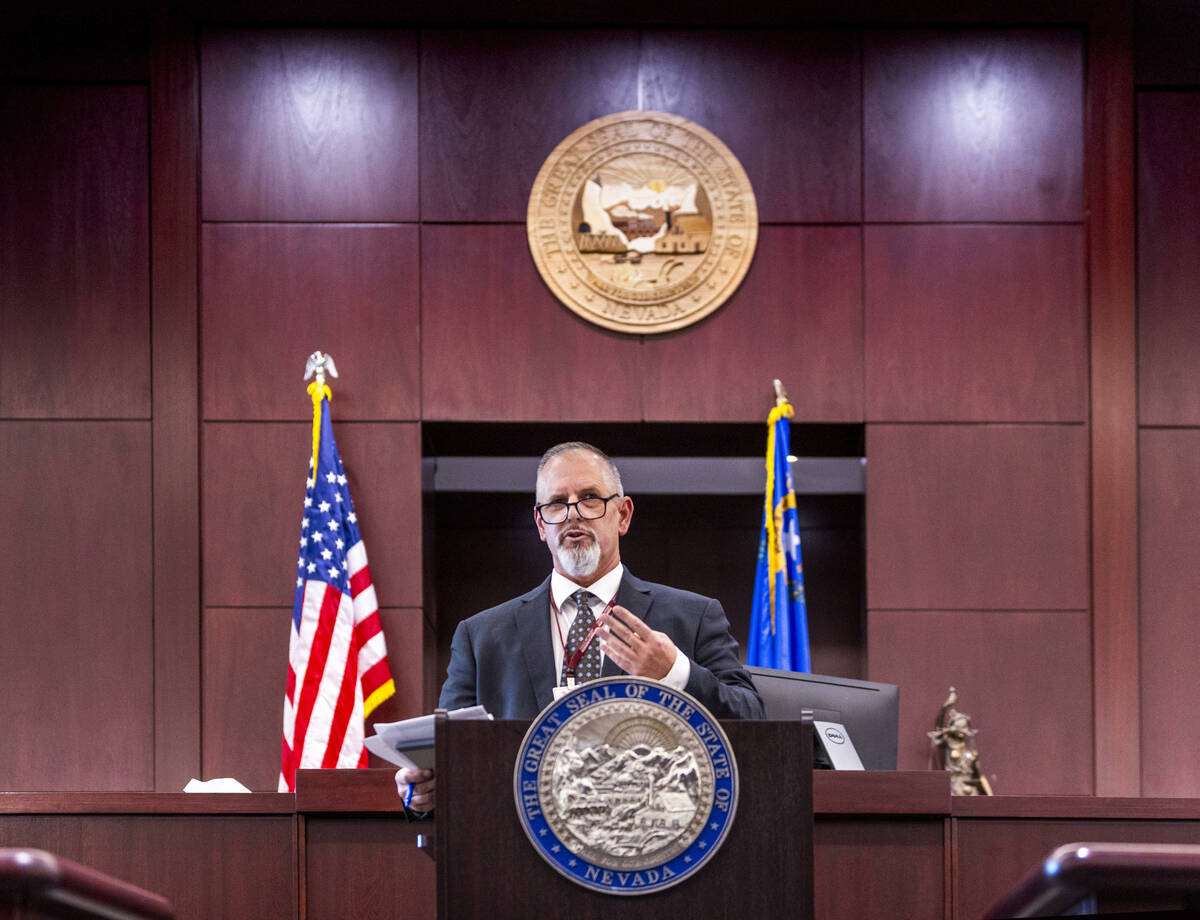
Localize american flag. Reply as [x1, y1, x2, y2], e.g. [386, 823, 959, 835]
[279, 394, 394, 792]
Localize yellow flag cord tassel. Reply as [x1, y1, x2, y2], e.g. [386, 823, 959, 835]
[763, 400, 794, 636]
[308, 380, 332, 485]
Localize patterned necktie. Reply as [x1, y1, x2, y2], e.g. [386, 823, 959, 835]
[562, 589, 602, 684]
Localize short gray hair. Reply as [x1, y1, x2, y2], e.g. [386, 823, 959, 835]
[536, 441, 624, 497]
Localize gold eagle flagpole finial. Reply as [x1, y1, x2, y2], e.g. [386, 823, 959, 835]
[303, 351, 339, 487]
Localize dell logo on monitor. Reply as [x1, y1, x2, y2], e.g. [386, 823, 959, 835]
[823, 727, 846, 745]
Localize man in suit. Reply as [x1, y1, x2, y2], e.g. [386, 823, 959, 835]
[398, 441, 763, 811]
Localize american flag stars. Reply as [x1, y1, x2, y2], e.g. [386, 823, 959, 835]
[293, 454, 361, 598]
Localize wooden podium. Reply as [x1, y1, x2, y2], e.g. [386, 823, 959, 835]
[433, 716, 814, 919]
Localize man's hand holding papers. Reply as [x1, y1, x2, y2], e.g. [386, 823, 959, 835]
[364, 704, 491, 815]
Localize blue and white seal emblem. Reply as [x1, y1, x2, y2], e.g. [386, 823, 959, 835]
[514, 676, 739, 895]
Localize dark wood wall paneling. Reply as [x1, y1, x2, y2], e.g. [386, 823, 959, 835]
[0, 84, 155, 790]
[200, 28, 419, 222]
[858, 28, 1091, 793]
[203, 607, 296, 790]
[864, 225, 1087, 423]
[641, 226, 864, 423]
[1138, 91, 1200, 797]
[420, 224, 643, 421]
[419, 30, 639, 222]
[639, 30, 863, 224]
[866, 425, 1089, 612]
[0, 424, 154, 791]
[863, 28, 1084, 223]
[417, 219, 868, 424]
[0, 86, 151, 418]
[200, 224, 420, 421]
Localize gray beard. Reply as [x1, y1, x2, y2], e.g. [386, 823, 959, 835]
[557, 538, 601, 579]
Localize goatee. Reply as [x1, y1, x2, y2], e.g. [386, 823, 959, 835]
[557, 533, 601, 579]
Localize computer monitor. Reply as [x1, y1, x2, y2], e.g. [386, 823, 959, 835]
[746, 667, 899, 770]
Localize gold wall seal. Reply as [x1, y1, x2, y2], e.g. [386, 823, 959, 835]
[527, 111, 758, 335]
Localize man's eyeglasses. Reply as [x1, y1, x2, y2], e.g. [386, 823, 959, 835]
[535, 494, 621, 524]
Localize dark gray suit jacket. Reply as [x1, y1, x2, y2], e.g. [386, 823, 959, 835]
[438, 570, 765, 721]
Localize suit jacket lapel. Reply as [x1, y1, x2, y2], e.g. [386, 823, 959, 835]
[603, 569, 652, 677]
[516, 577, 557, 712]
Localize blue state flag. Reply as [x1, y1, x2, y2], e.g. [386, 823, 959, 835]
[747, 400, 811, 672]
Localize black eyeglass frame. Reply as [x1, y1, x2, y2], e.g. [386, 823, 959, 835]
[534, 493, 622, 524]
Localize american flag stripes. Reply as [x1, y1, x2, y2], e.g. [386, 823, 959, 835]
[279, 393, 394, 793]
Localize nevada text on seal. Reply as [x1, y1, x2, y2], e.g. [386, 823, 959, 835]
[514, 677, 739, 895]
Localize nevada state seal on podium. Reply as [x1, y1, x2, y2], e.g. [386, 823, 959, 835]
[514, 677, 738, 895]
[434, 681, 814, 919]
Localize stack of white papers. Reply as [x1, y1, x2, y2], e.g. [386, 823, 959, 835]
[364, 705, 492, 770]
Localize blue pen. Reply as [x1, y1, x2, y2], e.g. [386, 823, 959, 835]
[404, 782, 414, 809]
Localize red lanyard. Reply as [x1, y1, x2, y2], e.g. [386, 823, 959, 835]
[552, 593, 615, 684]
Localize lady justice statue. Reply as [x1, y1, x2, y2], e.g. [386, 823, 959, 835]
[928, 687, 994, 796]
